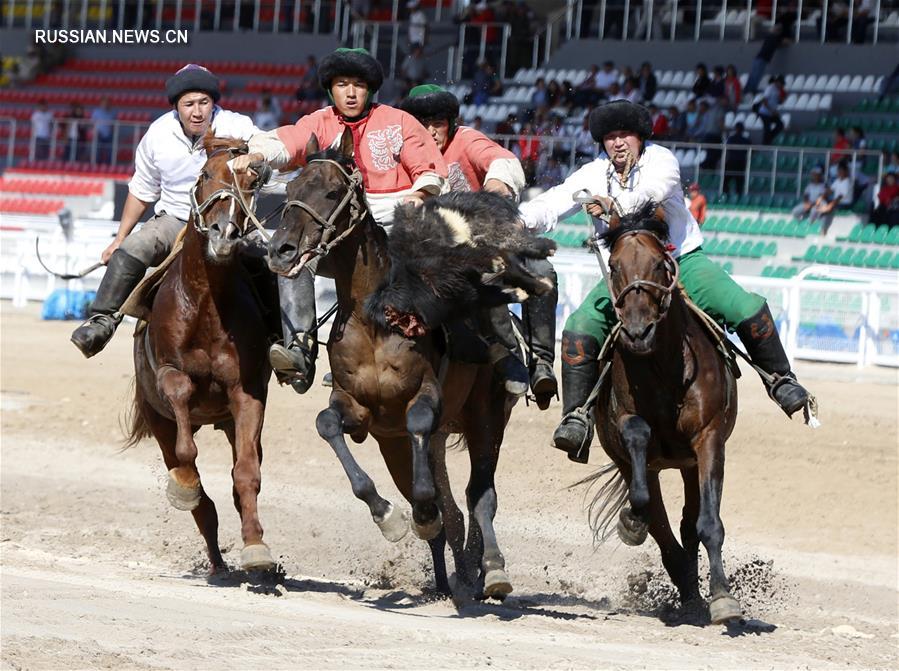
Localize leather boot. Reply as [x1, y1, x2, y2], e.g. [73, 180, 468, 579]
[268, 271, 318, 394]
[522, 279, 558, 410]
[70, 250, 146, 358]
[736, 304, 810, 417]
[552, 330, 601, 463]
[482, 306, 529, 397]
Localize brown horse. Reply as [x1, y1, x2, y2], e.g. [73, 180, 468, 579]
[584, 207, 742, 624]
[127, 135, 279, 573]
[266, 130, 547, 598]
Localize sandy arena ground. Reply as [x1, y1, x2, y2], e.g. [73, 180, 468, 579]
[1, 302, 897, 670]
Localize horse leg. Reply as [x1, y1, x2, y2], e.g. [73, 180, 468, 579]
[406, 389, 442, 540]
[678, 466, 702, 602]
[695, 433, 742, 624]
[377, 435, 451, 596]
[225, 392, 274, 571]
[316, 393, 407, 542]
[431, 433, 467, 591]
[616, 414, 651, 546]
[463, 382, 512, 599]
[156, 367, 203, 511]
[644, 471, 698, 603]
[144, 401, 224, 571]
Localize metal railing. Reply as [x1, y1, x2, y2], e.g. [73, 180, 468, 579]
[350, 19, 403, 80]
[532, 1, 579, 68]
[454, 21, 512, 80]
[16, 116, 151, 167]
[572, 0, 898, 43]
[3, 0, 348, 34]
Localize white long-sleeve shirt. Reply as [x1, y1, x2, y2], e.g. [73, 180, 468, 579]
[519, 142, 704, 258]
[129, 107, 259, 221]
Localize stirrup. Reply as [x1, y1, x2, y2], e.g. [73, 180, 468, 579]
[70, 313, 123, 358]
[269, 332, 316, 389]
[530, 359, 558, 410]
[766, 372, 809, 418]
[552, 408, 593, 464]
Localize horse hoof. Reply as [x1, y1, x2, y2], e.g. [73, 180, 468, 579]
[374, 504, 409, 543]
[166, 470, 201, 511]
[709, 595, 742, 624]
[483, 568, 513, 600]
[617, 508, 648, 546]
[413, 511, 443, 541]
[240, 543, 275, 571]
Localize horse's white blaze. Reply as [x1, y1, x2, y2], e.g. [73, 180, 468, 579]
[438, 207, 473, 245]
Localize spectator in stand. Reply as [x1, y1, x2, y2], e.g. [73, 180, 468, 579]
[517, 120, 540, 184]
[295, 55, 324, 101]
[573, 114, 596, 165]
[683, 98, 699, 133]
[871, 172, 899, 227]
[495, 112, 517, 149]
[546, 80, 563, 107]
[621, 77, 642, 103]
[254, 92, 281, 131]
[831, 127, 850, 165]
[885, 150, 899, 174]
[30, 98, 54, 161]
[531, 77, 550, 108]
[467, 59, 502, 105]
[745, 24, 788, 95]
[723, 121, 751, 194]
[406, 0, 428, 47]
[648, 104, 668, 138]
[688, 182, 707, 226]
[593, 60, 619, 96]
[724, 64, 742, 110]
[810, 161, 853, 233]
[606, 81, 624, 102]
[399, 43, 428, 85]
[692, 63, 711, 99]
[848, 125, 868, 170]
[536, 155, 565, 189]
[637, 61, 657, 103]
[667, 104, 686, 140]
[90, 96, 116, 164]
[756, 74, 785, 144]
[700, 97, 728, 168]
[65, 102, 88, 162]
[18, 46, 41, 83]
[471, 115, 484, 132]
[825, 0, 874, 43]
[791, 166, 827, 219]
[708, 66, 726, 100]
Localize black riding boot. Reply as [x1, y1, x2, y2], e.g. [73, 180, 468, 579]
[552, 330, 601, 463]
[522, 272, 558, 410]
[736, 304, 810, 417]
[70, 250, 146, 358]
[482, 305, 529, 397]
[268, 270, 318, 394]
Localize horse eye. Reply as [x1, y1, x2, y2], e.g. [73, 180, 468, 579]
[326, 190, 339, 200]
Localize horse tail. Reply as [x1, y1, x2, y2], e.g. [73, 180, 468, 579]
[570, 462, 628, 546]
[122, 377, 152, 449]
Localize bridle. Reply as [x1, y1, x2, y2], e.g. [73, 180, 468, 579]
[189, 146, 270, 238]
[281, 157, 367, 262]
[607, 229, 680, 324]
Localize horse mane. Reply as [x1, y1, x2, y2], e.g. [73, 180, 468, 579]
[365, 191, 556, 336]
[598, 202, 669, 250]
[202, 134, 248, 156]
[306, 147, 356, 170]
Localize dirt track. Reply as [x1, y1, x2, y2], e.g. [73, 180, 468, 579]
[1, 302, 897, 670]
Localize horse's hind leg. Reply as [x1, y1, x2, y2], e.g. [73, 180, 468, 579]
[431, 434, 467, 589]
[695, 434, 742, 624]
[645, 471, 699, 603]
[144, 403, 225, 571]
[223, 394, 275, 572]
[678, 466, 702, 602]
[405, 389, 442, 540]
[156, 367, 203, 509]
[317, 393, 408, 542]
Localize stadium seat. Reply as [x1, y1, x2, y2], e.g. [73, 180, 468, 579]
[864, 250, 881, 268]
[878, 251, 894, 269]
[873, 226, 889, 244]
[849, 249, 867, 267]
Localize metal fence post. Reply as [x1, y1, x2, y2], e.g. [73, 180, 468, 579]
[719, 0, 727, 40]
[846, 0, 854, 44]
[500, 24, 509, 79]
[794, 0, 801, 42]
[622, 0, 630, 38]
[669, 0, 677, 39]
[694, 0, 702, 40]
[820, 0, 828, 42]
[599, 0, 606, 37]
[744, 146, 751, 195]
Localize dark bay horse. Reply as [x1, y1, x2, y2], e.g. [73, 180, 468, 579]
[584, 208, 742, 624]
[127, 135, 279, 573]
[266, 130, 548, 598]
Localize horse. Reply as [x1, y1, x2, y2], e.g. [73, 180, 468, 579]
[266, 129, 553, 598]
[582, 205, 742, 624]
[126, 135, 280, 573]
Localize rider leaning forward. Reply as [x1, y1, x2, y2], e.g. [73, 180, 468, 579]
[71, 64, 259, 357]
[400, 84, 559, 407]
[520, 100, 811, 463]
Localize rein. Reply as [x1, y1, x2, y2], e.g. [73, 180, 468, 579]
[281, 157, 366, 262]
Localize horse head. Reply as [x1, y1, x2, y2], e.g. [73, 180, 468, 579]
[268, 128, 365, 277]
[191, 133, 269, 264]
[600, 203, 679, 356]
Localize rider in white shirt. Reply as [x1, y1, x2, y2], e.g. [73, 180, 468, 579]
[71, 64, 261, 358]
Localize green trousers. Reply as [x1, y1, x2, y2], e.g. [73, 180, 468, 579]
[565, 247, 766, 338]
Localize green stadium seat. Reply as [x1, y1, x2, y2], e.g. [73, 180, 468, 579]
[808, 221, 823, 236]
[860, 224, 876, 243]
[850, 249, 867, 266]
[814, 245, 832, 264]
[838, 248, 856, 265]
[797, 245, 817, 262]
[892, 254, 899, 271]
[841, 223, 863, 242]
[873, 225, 889, 244]
[826, 247, 843, 264]
[877, 251, 893, 269]
[761, 265, 775, 277]
[772, 220, 786, 236]
[887, 227, 899, 246]
[784, 220, 799, 237]
[796, 220, 811, 237]
[864, 250, 880, 268]
[750, 241, 766, 258]
[704, 238, 719, 254]
[764, 241, 777, 256]
[704, 215, 719, 232]
[728, 239, 743, 256]
[738, 241, 754, 257]
[722, 261, 733, 274]
[724, 217, 741, 233]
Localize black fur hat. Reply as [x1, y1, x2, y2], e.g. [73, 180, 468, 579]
[318, 48, 384, 93]
[589, 100, 653, 142]
[165, 64, 221, 105]
[400, 85, 460, 122]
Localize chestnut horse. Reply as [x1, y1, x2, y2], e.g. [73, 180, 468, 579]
[266, 130, 542, 598]
[127, 136, 279, 573]
[584, 208, 742, 624]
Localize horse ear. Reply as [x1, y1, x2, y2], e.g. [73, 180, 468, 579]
[305, 133, 320, 157]
[607, 212, 622, 231]
[338, 127, 354, 158]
